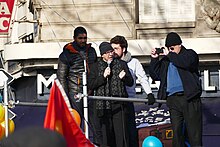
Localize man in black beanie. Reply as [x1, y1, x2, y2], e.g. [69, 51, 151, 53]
[88, 42, 133, 147]
[149, 32, 202, 147]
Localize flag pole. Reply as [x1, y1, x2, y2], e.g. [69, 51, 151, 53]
[83, 58, 89, 138]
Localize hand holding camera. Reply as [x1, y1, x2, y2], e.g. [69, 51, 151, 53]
[151, 47, 168, 58]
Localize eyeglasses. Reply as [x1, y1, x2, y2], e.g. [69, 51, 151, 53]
[77, 37, 87, 40]
[169, 47, 174, 50]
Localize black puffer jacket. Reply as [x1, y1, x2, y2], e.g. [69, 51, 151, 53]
[57, 41, 97, 101]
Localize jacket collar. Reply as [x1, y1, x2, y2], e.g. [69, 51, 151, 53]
[121, 51, 132, 62]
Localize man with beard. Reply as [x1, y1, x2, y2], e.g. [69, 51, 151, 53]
[110, 35, 155, 147]
[57, 26, 97, 120]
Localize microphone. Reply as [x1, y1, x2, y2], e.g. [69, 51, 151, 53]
[106, 60, 112, 93]
[107, 60, 112, 68]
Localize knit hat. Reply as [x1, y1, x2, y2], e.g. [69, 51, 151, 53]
[99, 42, 114, 55]
[165, 32, 182, 47]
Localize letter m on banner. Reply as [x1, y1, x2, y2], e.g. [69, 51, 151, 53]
[0, 0, 15, 34]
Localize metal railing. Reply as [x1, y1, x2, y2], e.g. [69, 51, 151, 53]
[15, 96, 166, 106]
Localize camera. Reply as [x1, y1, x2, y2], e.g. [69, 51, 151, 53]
[155, 47, 164, 54]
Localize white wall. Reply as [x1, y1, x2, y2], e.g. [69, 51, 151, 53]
[4, 37, 220, 60]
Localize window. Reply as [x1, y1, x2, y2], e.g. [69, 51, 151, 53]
[21, 33, 34, 43]
[139, 0, 195, 23]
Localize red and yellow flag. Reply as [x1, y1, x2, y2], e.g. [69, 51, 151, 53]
[44, 79, 94, 147]
[0, 0, 15, 34]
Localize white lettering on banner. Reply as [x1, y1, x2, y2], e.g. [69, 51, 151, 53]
[204, 70, 216, 91]
[149, 70, 220, 92]
[37, 74, 56, 95]
[0, 2, 10, 15]
[0, 17, 9, 30]
[37, 70, 220, 96]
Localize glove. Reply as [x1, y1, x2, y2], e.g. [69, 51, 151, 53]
[147, 93, 155, 105]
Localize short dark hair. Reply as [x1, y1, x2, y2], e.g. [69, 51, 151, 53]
[110, 35, 128, 53]
[74, 26, 87, 38]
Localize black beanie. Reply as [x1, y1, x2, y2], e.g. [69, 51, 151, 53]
[99, 42, 114, 55]
[165, 32, 182, 47]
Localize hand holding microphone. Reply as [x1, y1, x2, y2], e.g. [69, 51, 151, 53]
[104, 67, 111, 78]
[104, 60, 112, 78]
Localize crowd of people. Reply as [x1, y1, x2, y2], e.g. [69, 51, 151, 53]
[56, 26, 202, 147]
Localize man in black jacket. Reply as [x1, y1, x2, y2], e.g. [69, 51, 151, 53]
[149, 32, 202, 147]
[110, 35, 155, 147]
[57, 26, 97, 117]
[88, 42, 133, 147]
